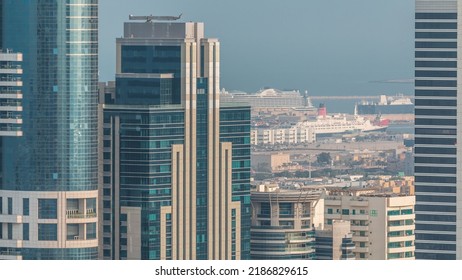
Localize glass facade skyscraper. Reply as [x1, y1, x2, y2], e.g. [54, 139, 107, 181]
[0, 0, 99, 259]
[414, 0, 461, 260]
[101, 20, 251, 260]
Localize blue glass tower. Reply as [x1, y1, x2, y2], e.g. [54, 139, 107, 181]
[0, 0, 99, 259]
[101, 19, 251, 260]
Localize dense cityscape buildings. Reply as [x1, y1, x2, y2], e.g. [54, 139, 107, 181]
[414, 0, 461, 260]
[0, 0, 451, 263]
[0, 0, 99, 259]
[100, 19, 251, 259]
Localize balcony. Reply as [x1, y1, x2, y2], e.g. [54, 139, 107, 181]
[355, 247, 369, 253]
[0, 80, 22, 87]
[0, 239, 23, 248]
[0, 68, 23, 75]
[388, 246, 415, 254]
[388, 235, 414, 243]
[349, 214, 369, 220]
[0, 117, 22, 124]
[351, 225, 369, 231]
[325, 213, 341, 219]
[387, 224, 414, 232]
[325, 199, 341, 206]
[0, 130, 22, 137]
[350, 200, 369, 207]
[388, 214, 414, 221]
[66, 209, 97, 219]
[0, 213, 23, 223]
[0, 251, 22, 260]
[352, 236, 369, 242]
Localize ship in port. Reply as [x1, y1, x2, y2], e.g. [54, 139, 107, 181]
[252, 104, 389, 145]
[355, 94, 414, 115]
[302, 104, 389, 137]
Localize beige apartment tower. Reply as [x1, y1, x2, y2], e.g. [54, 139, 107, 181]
[324, 193, 415, 260]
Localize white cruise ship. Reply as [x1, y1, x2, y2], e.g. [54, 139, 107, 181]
[298, 104, 389, 137]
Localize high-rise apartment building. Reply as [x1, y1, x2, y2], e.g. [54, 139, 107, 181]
[414, 0, 461, 260]
[101, 18, 251, 260]
[324, 193, 415, 260]
[0, 0, 99, 259]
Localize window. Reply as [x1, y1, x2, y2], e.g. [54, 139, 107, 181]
[0, 223, 2, 239]
[279, 203, 293, 216]
[8, 223, 13, 240]
[38, 224, 58, 241]
[23, 198, 29, 216]
[327, 208, 333, 214]
[87, 223, 97, 240]
[38, 199, 57, 219]
[67, 224, 80, 240]
[23, 223, 29, 241]
[0, 197, 2, 214]
[67, 199, 79, 211]
[8, 197, 12, 215]
[342, 209, 350, 215]
[86, 198, 97, 216]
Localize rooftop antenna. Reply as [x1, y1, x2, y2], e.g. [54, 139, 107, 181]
[129, 14, 182, 22]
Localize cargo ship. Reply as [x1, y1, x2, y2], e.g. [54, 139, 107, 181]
[355, 94, 414, 115]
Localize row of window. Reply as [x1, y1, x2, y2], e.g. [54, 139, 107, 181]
[415, 127, 456, 135]
[415, 41, 457, 48]
[415, 99, 457, 106]
[414, 147, 456, 156]
[415, 156, 456, 164]
[415, 89, 456, 97]
[415, 32, 457, 39]
[415, 61, 457, 68]
[415, 176, 456, 184]
[415, 119, 456, 126]
[0, 223, 96, 241]
[415, 80, 457, 88]
[0, 197, 96, 218]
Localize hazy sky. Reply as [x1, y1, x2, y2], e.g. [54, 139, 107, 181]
[100, 0, 414, 96]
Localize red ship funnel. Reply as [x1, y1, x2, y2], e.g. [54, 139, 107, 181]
[318, 103, 327, 117]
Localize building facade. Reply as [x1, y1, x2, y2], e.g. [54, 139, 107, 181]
[0, 0, 99, 260]
[324, 193, 415, 260]
[250, 184, 323, 259]
[101, 19, 251, 260]
[251, 127, 315, 146]
[315, 220, 355, 260]
[414, 0, 462, 260]
[0, 49, 22, 137]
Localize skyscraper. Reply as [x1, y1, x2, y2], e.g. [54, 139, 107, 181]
[0, 0, 99, 259]
[101, 17, 251, 260]
[414, 0, 460, 260]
